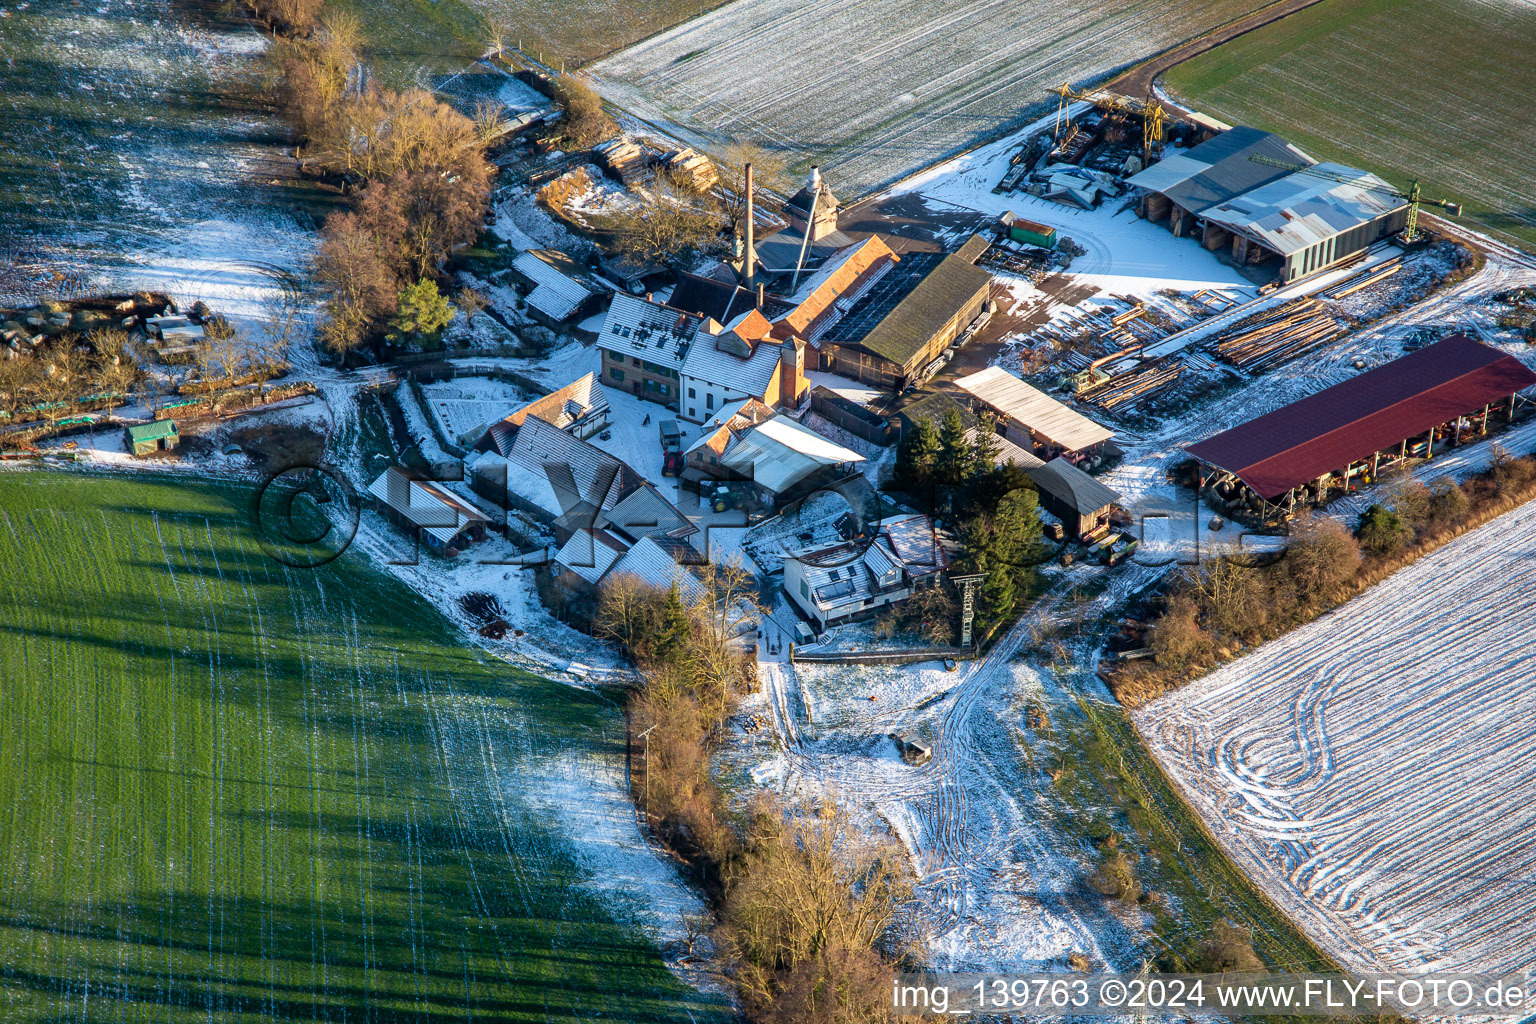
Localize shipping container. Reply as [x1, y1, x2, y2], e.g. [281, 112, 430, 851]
[1006, 216, 1057, 250]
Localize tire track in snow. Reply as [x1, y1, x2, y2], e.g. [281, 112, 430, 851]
[1138, 498, 1536, 974]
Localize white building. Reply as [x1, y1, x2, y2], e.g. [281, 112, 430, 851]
[783, 514, 947, 631]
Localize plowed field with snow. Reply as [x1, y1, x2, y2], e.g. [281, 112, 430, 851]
[1137, 500, 1536, 974]
[591, 0, 1272, 195]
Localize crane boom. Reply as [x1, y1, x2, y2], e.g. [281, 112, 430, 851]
[1050, 84, 1180, 163]
[1246, 154, 1461, 242]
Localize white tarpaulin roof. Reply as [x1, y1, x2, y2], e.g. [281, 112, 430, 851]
[720, 415, 863, 494]
[953, 366, 1112, 452]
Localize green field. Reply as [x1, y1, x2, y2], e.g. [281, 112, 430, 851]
[0, 472, 724, 1022]
[1162, 0, 1536, 251]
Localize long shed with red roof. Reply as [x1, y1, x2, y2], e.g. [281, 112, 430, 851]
[1186, 335, 1536, 504]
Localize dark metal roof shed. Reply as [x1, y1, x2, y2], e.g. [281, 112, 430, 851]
[1027, 457, 1121, 516]
[1186, 335, 1536, 499]
[1133, 126, 1313, 215]
[821, 253, 990, 367]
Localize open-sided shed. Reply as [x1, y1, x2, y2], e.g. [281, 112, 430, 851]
[1186, 335, 1536, 506]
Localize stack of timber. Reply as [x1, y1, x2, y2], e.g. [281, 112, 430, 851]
[1209, 298, 1344, 371]
[1324, 255, 1405, 300]
[1080, 356, 1183, 411]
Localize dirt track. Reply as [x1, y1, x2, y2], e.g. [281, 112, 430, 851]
[1108, 0, 1333, 115]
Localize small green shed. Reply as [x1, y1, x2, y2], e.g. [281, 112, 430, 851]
[126, 419, 179, 455]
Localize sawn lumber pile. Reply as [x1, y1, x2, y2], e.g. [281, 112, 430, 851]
[1210, 298, 1344, 371]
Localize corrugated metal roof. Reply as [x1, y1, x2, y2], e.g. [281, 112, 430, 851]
[595, 293, 698, 371]
[368, 467, 489, 544]
[953, 366, 1112, 452]
[1199, 162, 1405, 256]
[1125, 126, 1313, 214]
[1186, 335, 1536, 499]
[513, 250, 593, 322]
[1026, 458, 1121, 516]
[979, 428, 1045, 470]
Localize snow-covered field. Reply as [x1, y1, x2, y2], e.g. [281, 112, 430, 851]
[1137, 499, 1536, 975]
[0, 0, 316, 352]
[590, 0, 1272, 195]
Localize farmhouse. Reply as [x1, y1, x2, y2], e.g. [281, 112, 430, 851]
[509, 249, 600, 326]
[683, 397, 777, 482]
[784, 514, 947, 631]
[471, 414, 696, 544]
[715, 414, 865, 504]
[678, 311, 809, 424]
[1127, 126, 1408, 282]
[1185, 334, 1536, 513]
[126, 419, 179, 455]
[473, 372, 610, 451]
[367, 466, 489, 555]
[595, 292, 700, 408]
[1026, 458, 1121, 539]
[953, 365, 1113, 459]
[551, 530, 705, 618]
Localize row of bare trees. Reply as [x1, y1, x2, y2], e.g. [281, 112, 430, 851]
[264, 12, 493, 356]
[1117, 450, 1536, 706]
[595, 568, 913, 1023]
[0, 330, 140, 443]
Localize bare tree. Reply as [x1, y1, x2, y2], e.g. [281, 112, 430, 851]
[593, 183, 722, 266]
[34, 343, 86, 434]
[87, 327, 141, 415]
[719, 796, 913, 1017]
[711, 140, 793, 234]
[256, 293, 304, 391]
[549, 74, 615, 148]
[453, 286, 488, 326]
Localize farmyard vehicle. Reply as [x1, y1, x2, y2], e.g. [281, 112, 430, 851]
[659, 418, 682, 476]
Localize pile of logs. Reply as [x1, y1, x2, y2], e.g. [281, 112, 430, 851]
[1081, 356, 1183, 411]
[1210, 298, 1344, 371]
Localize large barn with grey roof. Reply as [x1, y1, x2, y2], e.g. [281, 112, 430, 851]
[1128, 126, 1409, 283]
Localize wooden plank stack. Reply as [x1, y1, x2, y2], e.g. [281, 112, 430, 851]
[1209, 298, 1345, 371]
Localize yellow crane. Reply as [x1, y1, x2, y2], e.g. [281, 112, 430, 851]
[1049, 83, 1173, 163]
[1248, 155, 1462, 243]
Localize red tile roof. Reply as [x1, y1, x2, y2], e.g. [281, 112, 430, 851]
[1186, 335, 1536, 499]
